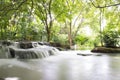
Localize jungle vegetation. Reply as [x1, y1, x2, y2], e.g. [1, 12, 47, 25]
[0, 0, 120, 49]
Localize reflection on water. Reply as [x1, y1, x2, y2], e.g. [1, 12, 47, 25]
[0, 51, 120, 80]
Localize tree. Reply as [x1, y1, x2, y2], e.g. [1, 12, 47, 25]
[53, 0, 87, 48]
[34, 0, 54, 42]
[90, 0, 120, 46]
[0, 0, 120, 49]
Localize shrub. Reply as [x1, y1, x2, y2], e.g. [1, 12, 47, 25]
[102, 30, 119, 47]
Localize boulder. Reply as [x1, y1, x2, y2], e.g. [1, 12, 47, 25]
[91, 47, 120, 53]
[19, 42, 33, 49]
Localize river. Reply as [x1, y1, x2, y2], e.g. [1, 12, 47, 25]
[0, 50, 120, 80]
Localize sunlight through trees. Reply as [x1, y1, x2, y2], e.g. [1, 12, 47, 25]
[0, 0, 120, 49]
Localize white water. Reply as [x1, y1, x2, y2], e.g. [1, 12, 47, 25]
[0, 42, 59, 59]
[0, 50, 120, 80]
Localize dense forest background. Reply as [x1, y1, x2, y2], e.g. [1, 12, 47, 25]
[0, 0, 120, 49]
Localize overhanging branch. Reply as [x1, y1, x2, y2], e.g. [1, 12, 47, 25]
[0, 0, 27, 16]
[90, 0, 120, 8]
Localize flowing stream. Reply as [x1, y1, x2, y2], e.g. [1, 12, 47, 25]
[0, 50, 120, 80]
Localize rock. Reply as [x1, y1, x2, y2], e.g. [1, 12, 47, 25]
[91, 47, 120, 53]
[77, 53, 102, 56]
[0, 40, 13, 46]
[77, 53, 92, 56]
[0, 78, 4, 80]
[19, 42, 33, 49]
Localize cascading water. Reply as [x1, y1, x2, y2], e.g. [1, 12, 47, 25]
[0, 46, 8, 58]
[0, 41, 59, 59]
[1, 41, 120, 80]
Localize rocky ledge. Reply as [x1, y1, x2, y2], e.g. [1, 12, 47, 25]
[91, 47, 120, 53]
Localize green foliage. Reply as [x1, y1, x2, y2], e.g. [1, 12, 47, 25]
[75, 34, 95, 49]
[52, 34, 68, 45]
[75, 35, 88, 45]
[0, 0, 120, 49]
[102, 30, 120, 47]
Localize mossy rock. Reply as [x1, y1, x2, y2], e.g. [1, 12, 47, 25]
[91, 47, 120, 53]
[19, 42, 33, 49]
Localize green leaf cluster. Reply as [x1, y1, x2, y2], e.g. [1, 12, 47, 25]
[102, 30, 120, 47]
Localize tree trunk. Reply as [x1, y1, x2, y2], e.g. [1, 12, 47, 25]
[100, 9, 103, 46]
[47, 29, 51, 42]
[68, 21, 72, 49]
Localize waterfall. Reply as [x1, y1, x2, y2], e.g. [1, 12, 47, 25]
[8, 46, 59, 59]
[0, 45, 10, 58]
[0, 41, 59, 59]
[8, 42, 59, 59]
[9, 48, 42, 59]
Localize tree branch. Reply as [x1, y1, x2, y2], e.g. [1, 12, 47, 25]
[73, 8, 83, 28]
[30, 0, 34, 14]
[90, 0, 120, 8]
[2, 0, 27, 16]
[73, 17, 84, 39]
[48, 0, 53, 29]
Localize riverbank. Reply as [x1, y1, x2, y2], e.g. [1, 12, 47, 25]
[91, 46, 120, 53]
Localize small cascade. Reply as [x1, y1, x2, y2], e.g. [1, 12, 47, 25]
[0, 40, 14, 58]
[0, 45, 9, 58]
[8, 48, 50, 59]
[0, 41, 59, 59]
[8, 42, 59, 59]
